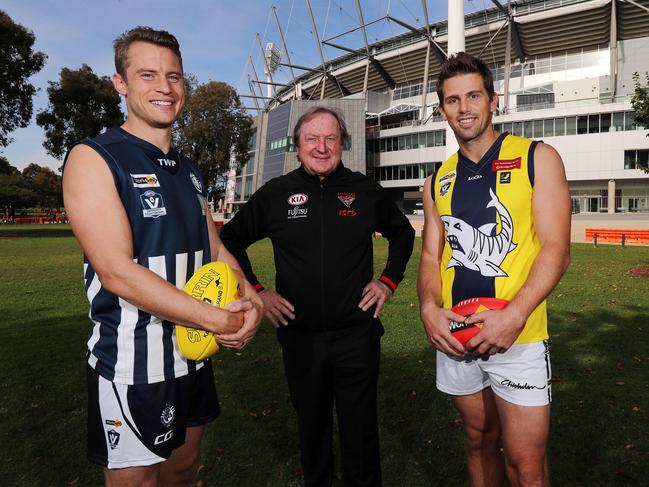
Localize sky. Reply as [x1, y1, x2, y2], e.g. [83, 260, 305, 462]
[2, 0, 484, 171]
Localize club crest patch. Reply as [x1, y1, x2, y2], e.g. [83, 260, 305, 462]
[439, 182, 451, 197]
[438, 171, 456, 184]
[337, 192, 355, 208]
[140, 190, 167, 218]
[107, 429, 120, 450]
[130, 173, 160, 188]
[189, 172, 202, 192]
[160, 404, 175, 427]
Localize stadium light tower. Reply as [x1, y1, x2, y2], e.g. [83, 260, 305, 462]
[264, 42, 281, 99]
[445, 0, 465, 158]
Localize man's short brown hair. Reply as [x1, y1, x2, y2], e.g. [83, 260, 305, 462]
[436, 52, 495, 105]
[113, 26, 182, 79]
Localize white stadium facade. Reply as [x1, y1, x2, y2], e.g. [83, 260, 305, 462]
[230, 0, 649, 216]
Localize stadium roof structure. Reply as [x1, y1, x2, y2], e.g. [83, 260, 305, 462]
[253, 0, 649, 108]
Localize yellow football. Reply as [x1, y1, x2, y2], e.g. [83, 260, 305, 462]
[175, 261, 240, 361]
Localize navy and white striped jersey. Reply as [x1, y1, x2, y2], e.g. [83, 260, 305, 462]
[68, 127, 212, 385]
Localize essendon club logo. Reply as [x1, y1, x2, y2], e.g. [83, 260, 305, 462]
[492, 157, 521, 172]
[337, 192, 355, 208]
[287, 193, 308, 205]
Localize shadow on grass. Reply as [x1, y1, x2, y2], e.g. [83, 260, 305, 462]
[4, 304, 648, 486]
[0, 224, 74, 239]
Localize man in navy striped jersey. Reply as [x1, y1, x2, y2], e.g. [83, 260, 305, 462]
[63, 26, 262, 486]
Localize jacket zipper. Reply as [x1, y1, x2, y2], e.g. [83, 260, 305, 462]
[319, 182, 326, 331]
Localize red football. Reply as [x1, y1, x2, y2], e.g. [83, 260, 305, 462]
[449, 297, 509, 347]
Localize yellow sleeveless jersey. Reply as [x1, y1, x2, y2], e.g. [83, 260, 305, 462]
[432, 133, 546, 344]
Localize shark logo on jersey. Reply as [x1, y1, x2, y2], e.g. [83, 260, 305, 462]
[441, 188, 517, 277]
[140, 190, 167, 218]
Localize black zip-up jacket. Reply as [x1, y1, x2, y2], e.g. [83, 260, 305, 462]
[220, 163, 415, 332]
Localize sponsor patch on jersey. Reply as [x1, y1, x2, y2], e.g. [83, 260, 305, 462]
[130, 173, 160, 188]
[337, 192, 355, 208]
[339, 209, 357, 217]
[439, 182, 451, 197]
[438, 171, 456, 184]
[196, 194, 207, 215]
[500, 171, 512, 184]
[190, 172, 202, 193]
[105, 419, 122, 428]
[140, 190, 167, 218]
[492, 157, 521, 172]
[467, 174, 482, 181]
[287, 193, 308, 205]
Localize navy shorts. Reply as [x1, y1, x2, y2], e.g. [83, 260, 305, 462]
[87, 361, 219, 468]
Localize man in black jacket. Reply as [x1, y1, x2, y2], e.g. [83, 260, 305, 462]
[220, 106, 414, 487]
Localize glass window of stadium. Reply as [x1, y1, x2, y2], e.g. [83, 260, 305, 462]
[612, 112, 624, 131]
[566, 117, 577, 135]
[555, 117, 565, 136]
[600, 113, 611, 133]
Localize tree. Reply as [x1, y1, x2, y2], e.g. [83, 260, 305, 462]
[36, 64, 124, 159]
[631, 72, 649, 174]
[0, 155, 19, 176]
[0, 10, 47, 147]
[174, 81, 252, 189]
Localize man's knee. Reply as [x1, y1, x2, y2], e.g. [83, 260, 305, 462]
[160, 449, 200, 486]
[506, 452, 548, 487]
[461, 416, 501, 453]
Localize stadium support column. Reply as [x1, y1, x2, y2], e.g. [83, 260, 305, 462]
[503, 2, 513, 114]
[445, 0, 464, 158]
[609, 0, 617, 98]
[305, 0, 328, 100]
[420, 0, 432, 123]
[608, 179, 616, 214]
[355, 0, 370, 108]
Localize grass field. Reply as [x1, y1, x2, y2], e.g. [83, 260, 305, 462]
[0, 224, 648, 486]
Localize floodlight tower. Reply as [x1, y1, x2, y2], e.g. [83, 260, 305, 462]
[264, 42, 281, 99]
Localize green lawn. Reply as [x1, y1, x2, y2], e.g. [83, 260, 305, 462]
[0, 224, 648, 486]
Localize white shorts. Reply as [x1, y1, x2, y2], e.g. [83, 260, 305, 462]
[436, 340, 552, 407]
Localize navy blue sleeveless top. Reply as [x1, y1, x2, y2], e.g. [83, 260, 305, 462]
[68, 127, 212, 384]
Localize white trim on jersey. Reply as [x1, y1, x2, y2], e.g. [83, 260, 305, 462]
[86, 264, 103, 364]
[148, 255, 168, 382]
[115, 297, 139, 384]
[193, 250, 203, 274]
[173, 253, 190, 376]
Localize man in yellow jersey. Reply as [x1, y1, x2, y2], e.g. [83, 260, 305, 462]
[418, 52, 571, 487]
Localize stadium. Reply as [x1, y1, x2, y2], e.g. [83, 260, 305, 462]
[230, 0, 649, 216]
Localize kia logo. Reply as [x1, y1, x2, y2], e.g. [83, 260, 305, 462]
[287, 193, 308, 205]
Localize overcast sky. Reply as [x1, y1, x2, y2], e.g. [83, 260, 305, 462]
[2, 0, 481, 171]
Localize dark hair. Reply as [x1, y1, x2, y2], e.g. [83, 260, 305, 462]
[292, 106, 349, 148]
[436, 52, 495, 105]
[113, 26, 183, 78]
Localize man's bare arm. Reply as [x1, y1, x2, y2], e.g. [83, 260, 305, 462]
[418, 175, 466, 356]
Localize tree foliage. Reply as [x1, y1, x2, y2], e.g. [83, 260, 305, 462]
[0, 10, 47, 147]
[631, 72, 649, 174]
[0, 160, 61, 208]
[174, 81, 252, 189]
[36, 64, 124, 159]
